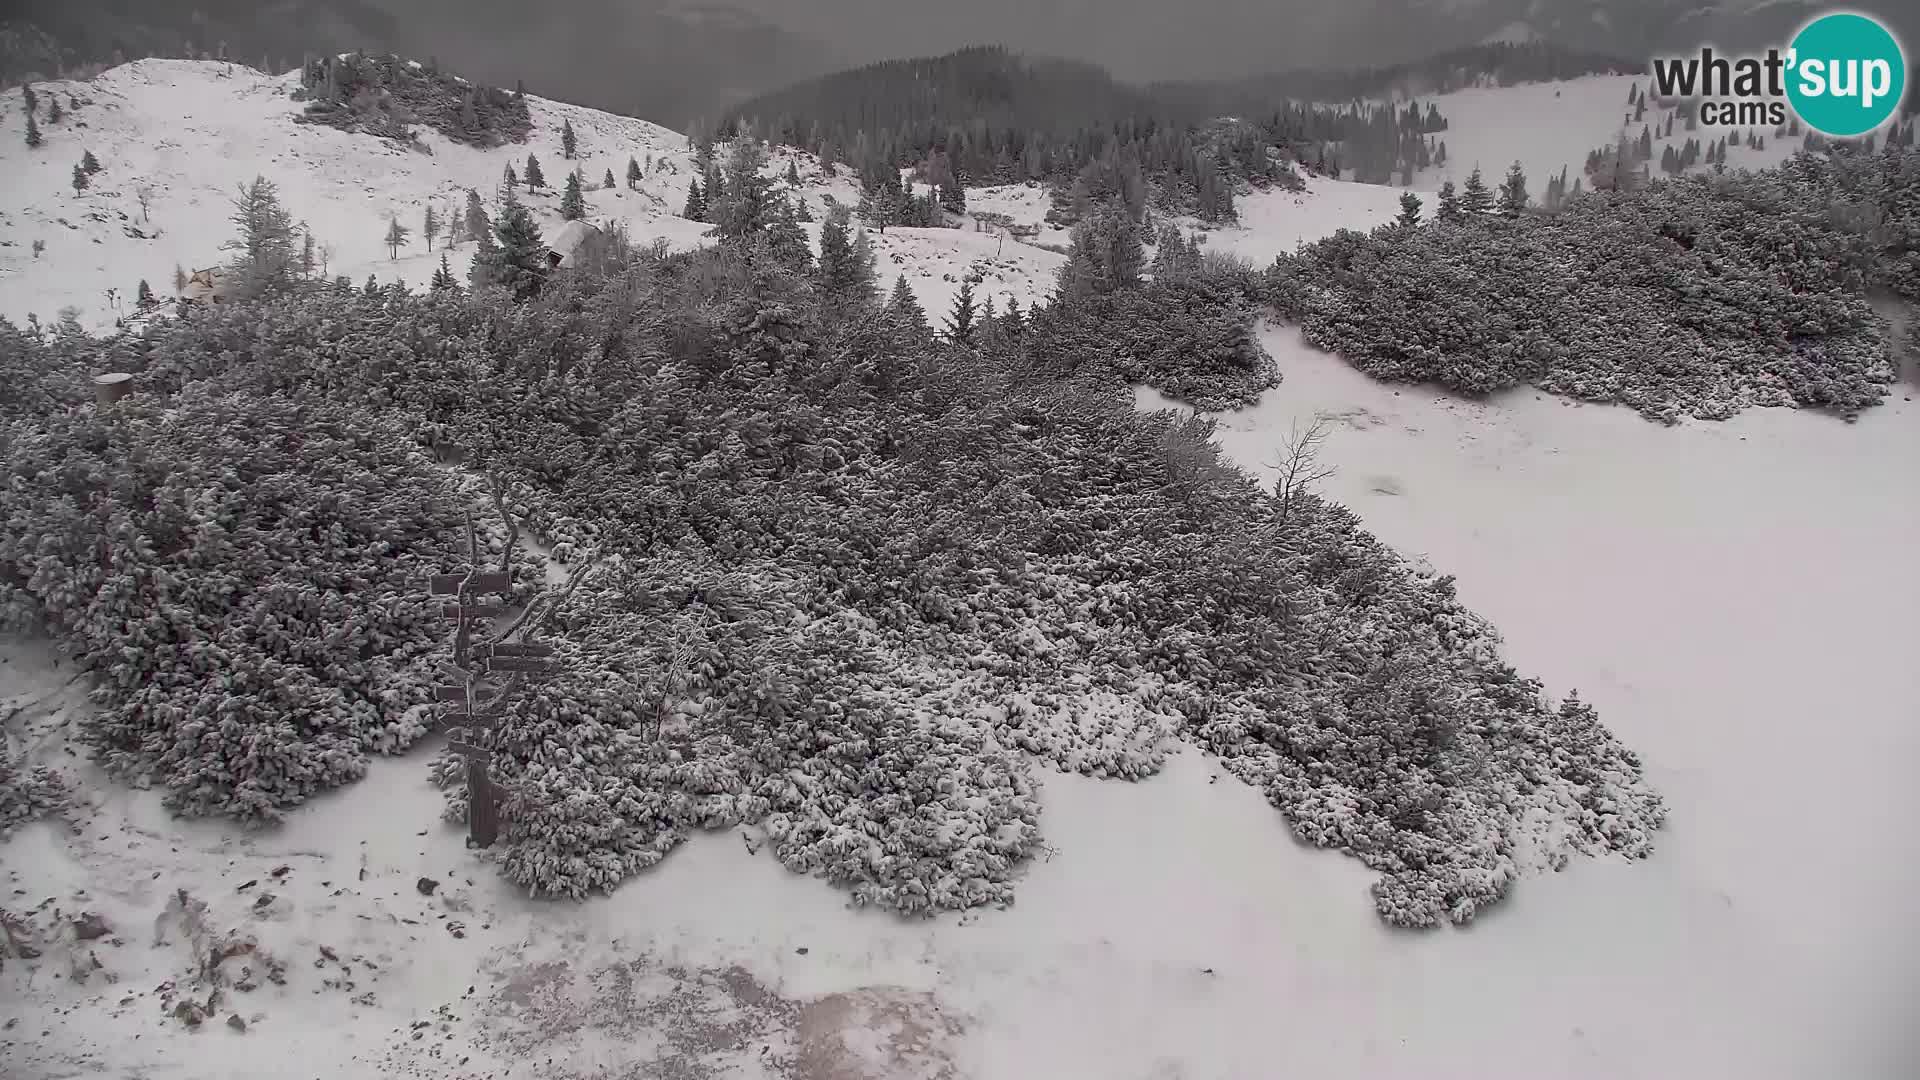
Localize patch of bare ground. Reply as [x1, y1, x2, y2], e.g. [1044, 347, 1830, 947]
[478, 950, 966, 1080]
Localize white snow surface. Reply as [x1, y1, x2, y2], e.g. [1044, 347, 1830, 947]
[0, 60, 1065, 333]
[5, 59, 1920, 1080]
[1405, 74, 1804, 198]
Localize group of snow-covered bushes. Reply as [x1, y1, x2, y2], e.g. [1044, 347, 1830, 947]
[0, 236, 1664, 927]
[1268, 145, 1919, 423]
[293, 52, 533, 148]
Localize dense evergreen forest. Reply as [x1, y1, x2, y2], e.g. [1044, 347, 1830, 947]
[722, 45, 1461, 224]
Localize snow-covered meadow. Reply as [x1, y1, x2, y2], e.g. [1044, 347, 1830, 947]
[0, 61, 1065, 334]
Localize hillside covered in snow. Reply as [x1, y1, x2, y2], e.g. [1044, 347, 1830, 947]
[0, 59, 1067, 334]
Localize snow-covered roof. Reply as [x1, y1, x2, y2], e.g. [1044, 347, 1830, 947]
[545, 219, 604, 267]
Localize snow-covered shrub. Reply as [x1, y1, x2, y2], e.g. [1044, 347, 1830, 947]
[0, 242, 1666, 927]
[0, 755, 68, 836]
[294, 54, 533, 148]
[1024, 272, 1277, 409]
[0, 382, 472, 820]
[1270, 149, 1918, 422]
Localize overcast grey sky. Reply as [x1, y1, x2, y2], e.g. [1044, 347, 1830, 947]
[691, 0, 1406, 81]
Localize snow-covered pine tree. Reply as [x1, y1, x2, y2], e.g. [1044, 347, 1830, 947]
[1054, 247, 1099, 303]
[223, 176, 298, 298]
[430, 253, 457, 291]
[815, 209, 855, 298]
[1460, 167, 1493, 214]
[22, 85, 35, 114]
[137, 278, 153, 305]
[945, 274, 978, 343]
[71, 163, 88, 193]
[1496, 162, 1529, 216]
[850, 229, 878, 295]
[626, 156, 642, 188]
[81, 149, 100, 174]
[24, 109, 39, 148]
[1396, 191, 1422, 227]
[560, 170, 586, 220]
[887, 275, 927, 333]
[487, 189, 547, 299]
[603, 168, 615, 189]
[707, 135, 773, 244]
[683, 177, 706, 220]
[786, 160, 801, 186]
[384, 214, 411, 259]
[47, 96, 62, 123]
[765, 195, 813, 272]
[424, 203, 438, 251]
[561, 118, 577, 159]
[173, 264, 188, 294]
[300, 228, 316, 277]
[1149, 221, 1193, 280]
[504, 161, 519, 189]
[525, 154, 546, 190]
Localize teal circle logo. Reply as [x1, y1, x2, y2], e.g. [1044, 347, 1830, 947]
[1786, 12, 1907, 138]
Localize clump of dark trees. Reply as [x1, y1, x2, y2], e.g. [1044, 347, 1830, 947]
[294, 52, 532, 148]
[723, 45, 1452, 225]
[1269, 146, 1917, 423]
[0, 162, 1665, 928]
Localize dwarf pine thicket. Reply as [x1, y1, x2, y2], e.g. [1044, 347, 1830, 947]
[0, 208, 1667, 926]
[292, 52, 533, 148]
[1269, 146, 1920, 422]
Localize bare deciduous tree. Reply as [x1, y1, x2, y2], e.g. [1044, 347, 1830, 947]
[1269, 415, 1337, 527]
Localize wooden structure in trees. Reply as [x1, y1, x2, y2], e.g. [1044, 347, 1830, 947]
[431, 567, 558, 847]
[181, 267, 233, 305]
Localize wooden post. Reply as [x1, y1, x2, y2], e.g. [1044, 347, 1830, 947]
[465, 756, 500, 847]
[93, 372, 133, 407]
[429, 562, 558, 849]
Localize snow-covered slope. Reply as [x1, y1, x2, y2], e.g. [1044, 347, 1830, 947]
[1412, 73, 1803, 195]
[0, 60, 1065, 332]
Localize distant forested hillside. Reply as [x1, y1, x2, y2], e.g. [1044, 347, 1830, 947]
[1152, 40, 1640, 109]
[725, 45, 1457, 226]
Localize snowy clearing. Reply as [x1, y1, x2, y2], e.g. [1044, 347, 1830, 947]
[0, 61, 1064, 334]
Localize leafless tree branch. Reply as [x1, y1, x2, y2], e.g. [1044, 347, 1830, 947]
[1268, 414, 1338, 528]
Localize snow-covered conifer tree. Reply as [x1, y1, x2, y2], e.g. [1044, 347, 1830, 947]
[560, 171, 586, 220]
[384, 215, 411, 259]
[1396, 191, 1422, 227]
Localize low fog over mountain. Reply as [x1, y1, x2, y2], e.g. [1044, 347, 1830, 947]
[3, 0, 1913, 123]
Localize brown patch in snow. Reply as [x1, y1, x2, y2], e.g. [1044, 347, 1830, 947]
[470, 948, 967, 1080]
